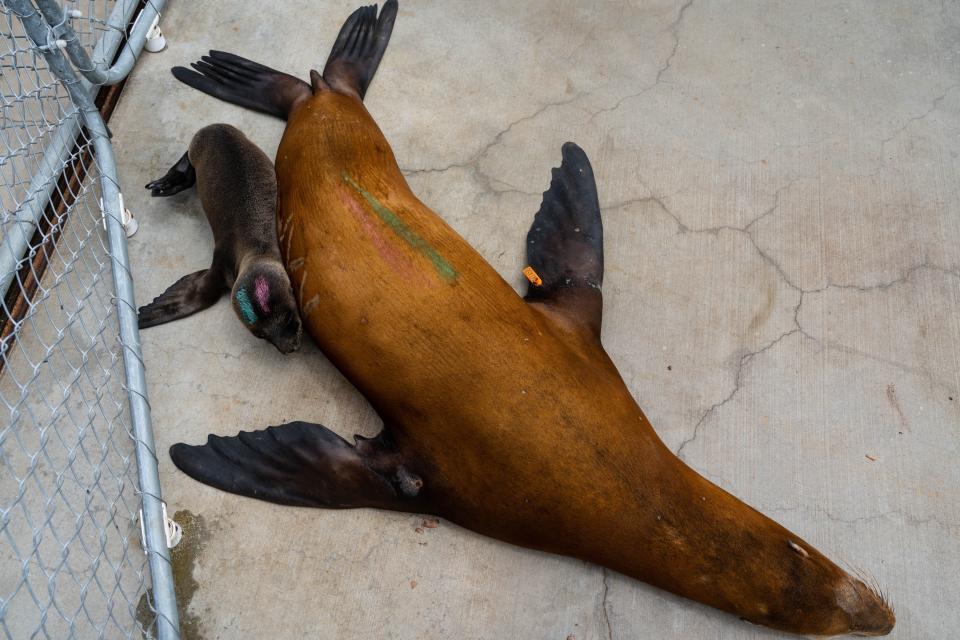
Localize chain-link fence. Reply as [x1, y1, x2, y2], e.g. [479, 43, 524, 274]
[1, 1, 177, 638]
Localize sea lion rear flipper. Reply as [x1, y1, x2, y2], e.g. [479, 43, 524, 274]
[172, 52, 311, 120]
[524, 142, 604, 338]
[321, 0, 399, 99]
[169, 421, 430, 511]
[144, 151, 196, 197]
[138, 269, 224, 329]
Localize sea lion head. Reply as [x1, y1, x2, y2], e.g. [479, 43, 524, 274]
[830, 571, 896, 636]
[232, 263, 302, 354]
[732, 536, 895, 637]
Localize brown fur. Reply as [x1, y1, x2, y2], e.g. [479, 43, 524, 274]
[273, 90, 893, 637]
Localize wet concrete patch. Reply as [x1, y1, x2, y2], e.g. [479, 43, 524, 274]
[136, 510, 211, 639]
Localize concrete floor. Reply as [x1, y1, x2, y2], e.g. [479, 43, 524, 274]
[110, 1, 958, 638]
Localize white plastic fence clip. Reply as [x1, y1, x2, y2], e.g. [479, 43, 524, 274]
[164, 504, 183, 548]
[66, 9, 83, 19]
[144, 15, 166, 53]
[139, 502, 182, 552]
[118, 193, 138, 237]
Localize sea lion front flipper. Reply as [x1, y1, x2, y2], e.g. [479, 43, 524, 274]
[172, 52, 311, 120]
[169, 422, 431, 512]
[524, 142, 604, 338]
[321, 0, 399, 99]
[137, 269, 224, 329]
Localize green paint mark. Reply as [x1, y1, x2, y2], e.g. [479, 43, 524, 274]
[342, 173, 458, 281]
[235, 287, 258, 324]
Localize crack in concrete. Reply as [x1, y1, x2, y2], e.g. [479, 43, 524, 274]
[804, 260, 934, 295]
[656, 0, 696, 85]
[402, 92, 588, 177]
[675, 327, 800, 460]
[674, 257, 958, 458]
[589, 0, 698, 124]
[763, 503, 959, 531]
[744, 183, 792, 232]
[612, 170, 958, 457]
[744, 232, 804, 291]
[600, 567, 613, 640]
[878, 84, 959, 155]
[406, 0, 701, 183]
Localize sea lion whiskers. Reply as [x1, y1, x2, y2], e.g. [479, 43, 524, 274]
[843, 561, 894, 621]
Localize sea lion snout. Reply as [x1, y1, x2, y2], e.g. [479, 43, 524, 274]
[267, 310, 303, 354]
[760, 566, 895, 637]
[698, 524, 894, 636]
[835, 575, 896, 636]
[257, 295, 302, 354]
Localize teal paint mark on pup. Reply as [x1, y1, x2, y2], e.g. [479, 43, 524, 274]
[342, 173, 458, 282]
[235, 287, 258, 324]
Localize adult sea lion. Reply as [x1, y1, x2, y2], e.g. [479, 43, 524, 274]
[168, 2, 894, 636]
[139, 123, 302, 354]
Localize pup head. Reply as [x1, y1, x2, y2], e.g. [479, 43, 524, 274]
[232, 265, 302, 354]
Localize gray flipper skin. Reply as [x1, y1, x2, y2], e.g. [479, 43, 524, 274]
[171, 51, 312, 120]
[322, 1, 399, 99]
[169, 422, 431, 511]
[524, 142, 604, 337]
[137, 268, 223, 329]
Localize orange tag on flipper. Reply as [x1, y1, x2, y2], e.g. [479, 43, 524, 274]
[523, 266, 543, 286]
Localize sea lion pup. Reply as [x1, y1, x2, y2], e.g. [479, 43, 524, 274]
[168, 2, 894, 636]
[139, 123, 302, 354]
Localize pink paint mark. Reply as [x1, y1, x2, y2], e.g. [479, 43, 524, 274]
[254, 275, 270, 313]
[339, 186, 428, 285]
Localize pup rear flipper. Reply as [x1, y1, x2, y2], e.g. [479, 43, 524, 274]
[322, 1, 399, 99]
[145, 152, 195, 197]
[170, 421, 433, 512]
[172, 51, 311, 120]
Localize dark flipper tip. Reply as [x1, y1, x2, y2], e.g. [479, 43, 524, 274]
[561, 141, 588, 162]
[144, 151, 195, 197]
[322, 1, 399, 100]
[171, 55, 310, 120]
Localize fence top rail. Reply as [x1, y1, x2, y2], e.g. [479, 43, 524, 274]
[32, 0, 164, 86]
